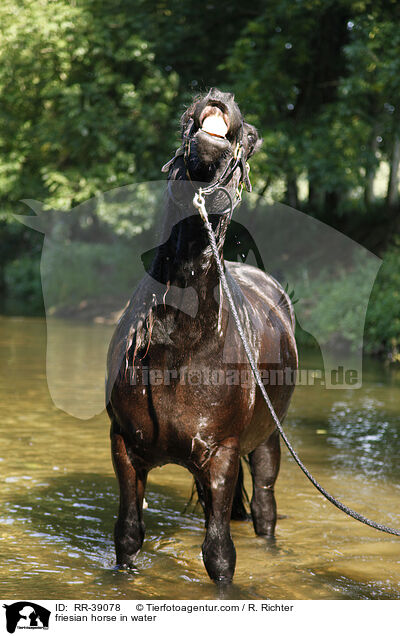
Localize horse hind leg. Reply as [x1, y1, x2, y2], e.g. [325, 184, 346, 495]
[197, 438, 240, 584]
[249, 430, 281, 537]
[110, 420, 148, 567]
[231, 460, 249, 520]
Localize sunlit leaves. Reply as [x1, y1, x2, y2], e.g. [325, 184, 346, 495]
[0, 0, 179, 223]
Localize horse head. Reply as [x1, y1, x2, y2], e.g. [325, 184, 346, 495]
[162, 88, 262, 215]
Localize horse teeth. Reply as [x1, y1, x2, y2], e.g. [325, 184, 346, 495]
[201, 115, 228, 138]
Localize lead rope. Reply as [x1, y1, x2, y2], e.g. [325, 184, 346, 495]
[193, 189, 400, 537]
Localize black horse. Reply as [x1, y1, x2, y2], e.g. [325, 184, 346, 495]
[106, 88, 298, 584]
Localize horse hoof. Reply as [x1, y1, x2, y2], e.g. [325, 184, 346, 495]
[214, 575, 233, 587]
[114, 561, 139, 574]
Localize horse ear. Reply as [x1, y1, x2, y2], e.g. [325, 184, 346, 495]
[248, 137, 263, 158]
[180, 105, 195, 134]
[180, 92, 204, 134]
[245, 124, 263, 158]
[14, 200, 46, 233]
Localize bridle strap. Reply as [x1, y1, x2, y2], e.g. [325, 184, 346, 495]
[162, 119, 252, 211]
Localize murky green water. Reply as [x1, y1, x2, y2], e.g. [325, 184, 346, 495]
[1, 316, 399, 600]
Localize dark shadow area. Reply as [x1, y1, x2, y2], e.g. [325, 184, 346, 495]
[5, 472, 205, 557]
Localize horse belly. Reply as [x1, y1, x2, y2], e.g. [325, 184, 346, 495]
[111, 365, 256, 468]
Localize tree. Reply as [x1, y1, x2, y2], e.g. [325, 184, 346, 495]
[223, 0, 352, 209]
[340, 6, 400, 218]
[0, 0, 180, 216]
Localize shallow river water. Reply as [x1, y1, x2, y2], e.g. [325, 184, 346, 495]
[1, 316, 399, 600]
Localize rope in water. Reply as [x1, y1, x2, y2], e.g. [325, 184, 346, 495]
[193, 188, 400, 537]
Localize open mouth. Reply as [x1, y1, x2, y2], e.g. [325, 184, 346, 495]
[200, 104, 229, 139]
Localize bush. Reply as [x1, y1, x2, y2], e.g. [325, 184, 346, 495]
[364, 242, 400, 359]
[40, 240, 142, 311]
[3, 255, 44, 315]
[293, 238, 400, 361]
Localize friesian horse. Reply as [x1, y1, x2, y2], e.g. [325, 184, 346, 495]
[106, 88, 298, 584]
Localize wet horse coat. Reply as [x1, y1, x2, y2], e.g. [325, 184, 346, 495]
[106, 89, 298, 583]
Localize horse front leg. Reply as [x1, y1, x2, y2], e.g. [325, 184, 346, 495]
[198, 437, 240, 584]
[249, 430, 281, 537]
[110, 422, 148, 567]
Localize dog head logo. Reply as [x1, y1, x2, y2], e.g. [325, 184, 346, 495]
[3, 602, 50, 633]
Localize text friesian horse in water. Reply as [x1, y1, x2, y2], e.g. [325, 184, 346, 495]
[106, 89, 298, 584]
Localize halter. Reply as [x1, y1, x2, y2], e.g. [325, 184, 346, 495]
[162, 118, 252, 218]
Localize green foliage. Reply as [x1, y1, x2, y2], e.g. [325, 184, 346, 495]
[364, 243, 400, 358]
[0, 0, 400, 359]
[222, 0, 352, 194]
[0, 209, 43, 294]
[94, 182, 165, 238]
[3, 255, 43, 315]
[0, 0, 180, 210]
[41, 240, 141, 309]
[292, 242, 400, 360]
[223, 0, 400, 207]
[293, 252, 378, 351]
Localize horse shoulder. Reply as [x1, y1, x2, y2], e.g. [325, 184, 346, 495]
[225, 261, 295, 333]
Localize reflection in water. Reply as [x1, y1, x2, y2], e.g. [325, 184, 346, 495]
[0, 317, 399, 599]
[45, 318, 114, 419]
[327, 398, 400, 479]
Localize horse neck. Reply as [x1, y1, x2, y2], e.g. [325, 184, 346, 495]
[152, 193, 230, 302]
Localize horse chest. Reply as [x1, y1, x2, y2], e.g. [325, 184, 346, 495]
[116, 349, 257, 452]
